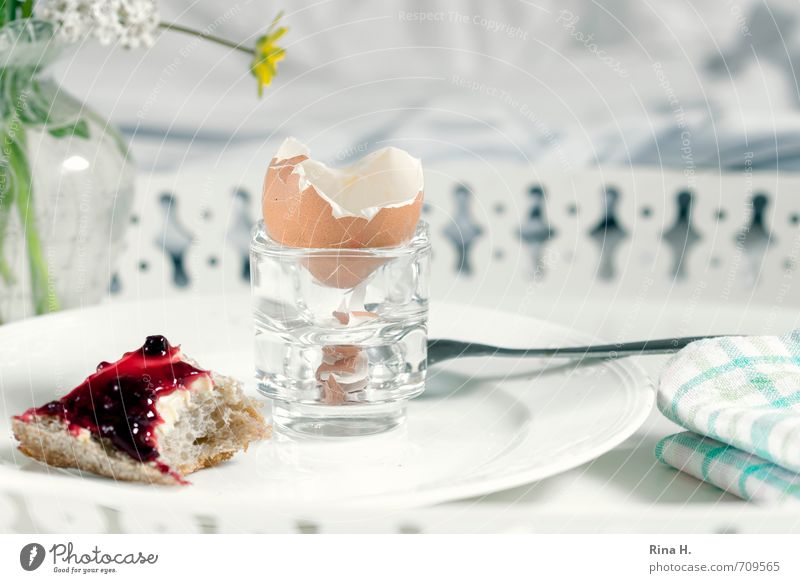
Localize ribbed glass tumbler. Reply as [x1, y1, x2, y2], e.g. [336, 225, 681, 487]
[250, 221, 430, 437]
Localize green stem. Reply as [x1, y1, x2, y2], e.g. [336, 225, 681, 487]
[0, 256, 11, 283]
[4, 119, 59, 315]
[0, 73, 14, 326]
[0, 142, 13, 286]
[158, 22, 253, 56]
[4, 0, 17, 24]
[0, 202, 12, 282]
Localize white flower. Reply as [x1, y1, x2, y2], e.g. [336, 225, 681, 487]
[37, 0, 159, 49]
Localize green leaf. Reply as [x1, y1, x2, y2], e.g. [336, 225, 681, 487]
[48, 119, 91, 140]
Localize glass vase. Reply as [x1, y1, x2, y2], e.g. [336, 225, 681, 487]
[0, 20, 135, 323]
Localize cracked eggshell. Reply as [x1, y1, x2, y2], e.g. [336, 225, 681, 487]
[261, 138, 424, 287]
[262, 138, 424, 249]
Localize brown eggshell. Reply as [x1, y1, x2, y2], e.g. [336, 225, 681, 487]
[302, 253, 387, 289]
[261, 152, 424, 288]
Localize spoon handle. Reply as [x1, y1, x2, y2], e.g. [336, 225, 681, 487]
[426, 336, 723, 367]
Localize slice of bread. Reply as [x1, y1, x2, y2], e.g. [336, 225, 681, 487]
[12, 370, 270, 486]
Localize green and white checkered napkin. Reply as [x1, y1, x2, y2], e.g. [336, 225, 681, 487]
[655, 331, 800, 504]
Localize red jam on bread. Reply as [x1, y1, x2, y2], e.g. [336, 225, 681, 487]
[15, 335, 207, 469]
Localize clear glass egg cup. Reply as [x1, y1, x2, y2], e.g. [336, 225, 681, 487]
[250, 221, 430, 437]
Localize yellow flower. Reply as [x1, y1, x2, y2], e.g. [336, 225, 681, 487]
[251, 12, 288, 97]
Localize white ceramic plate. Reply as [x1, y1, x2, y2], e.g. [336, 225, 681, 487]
[0, 296, 653, 513]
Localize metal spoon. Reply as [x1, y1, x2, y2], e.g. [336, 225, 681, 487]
[426, 336, 723, 367]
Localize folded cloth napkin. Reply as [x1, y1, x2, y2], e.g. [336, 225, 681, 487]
[656, 331, 800, 503]
[656, 432, 800, 504]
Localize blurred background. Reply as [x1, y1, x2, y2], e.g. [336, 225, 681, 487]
[55, 0, 800, 171]
[37, 0, 793, 323]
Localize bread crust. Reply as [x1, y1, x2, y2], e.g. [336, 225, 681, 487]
[12, 372, 270, 485]
[12, 416, 181, 485]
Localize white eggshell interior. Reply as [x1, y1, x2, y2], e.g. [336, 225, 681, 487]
[273, 137, 423, 220]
